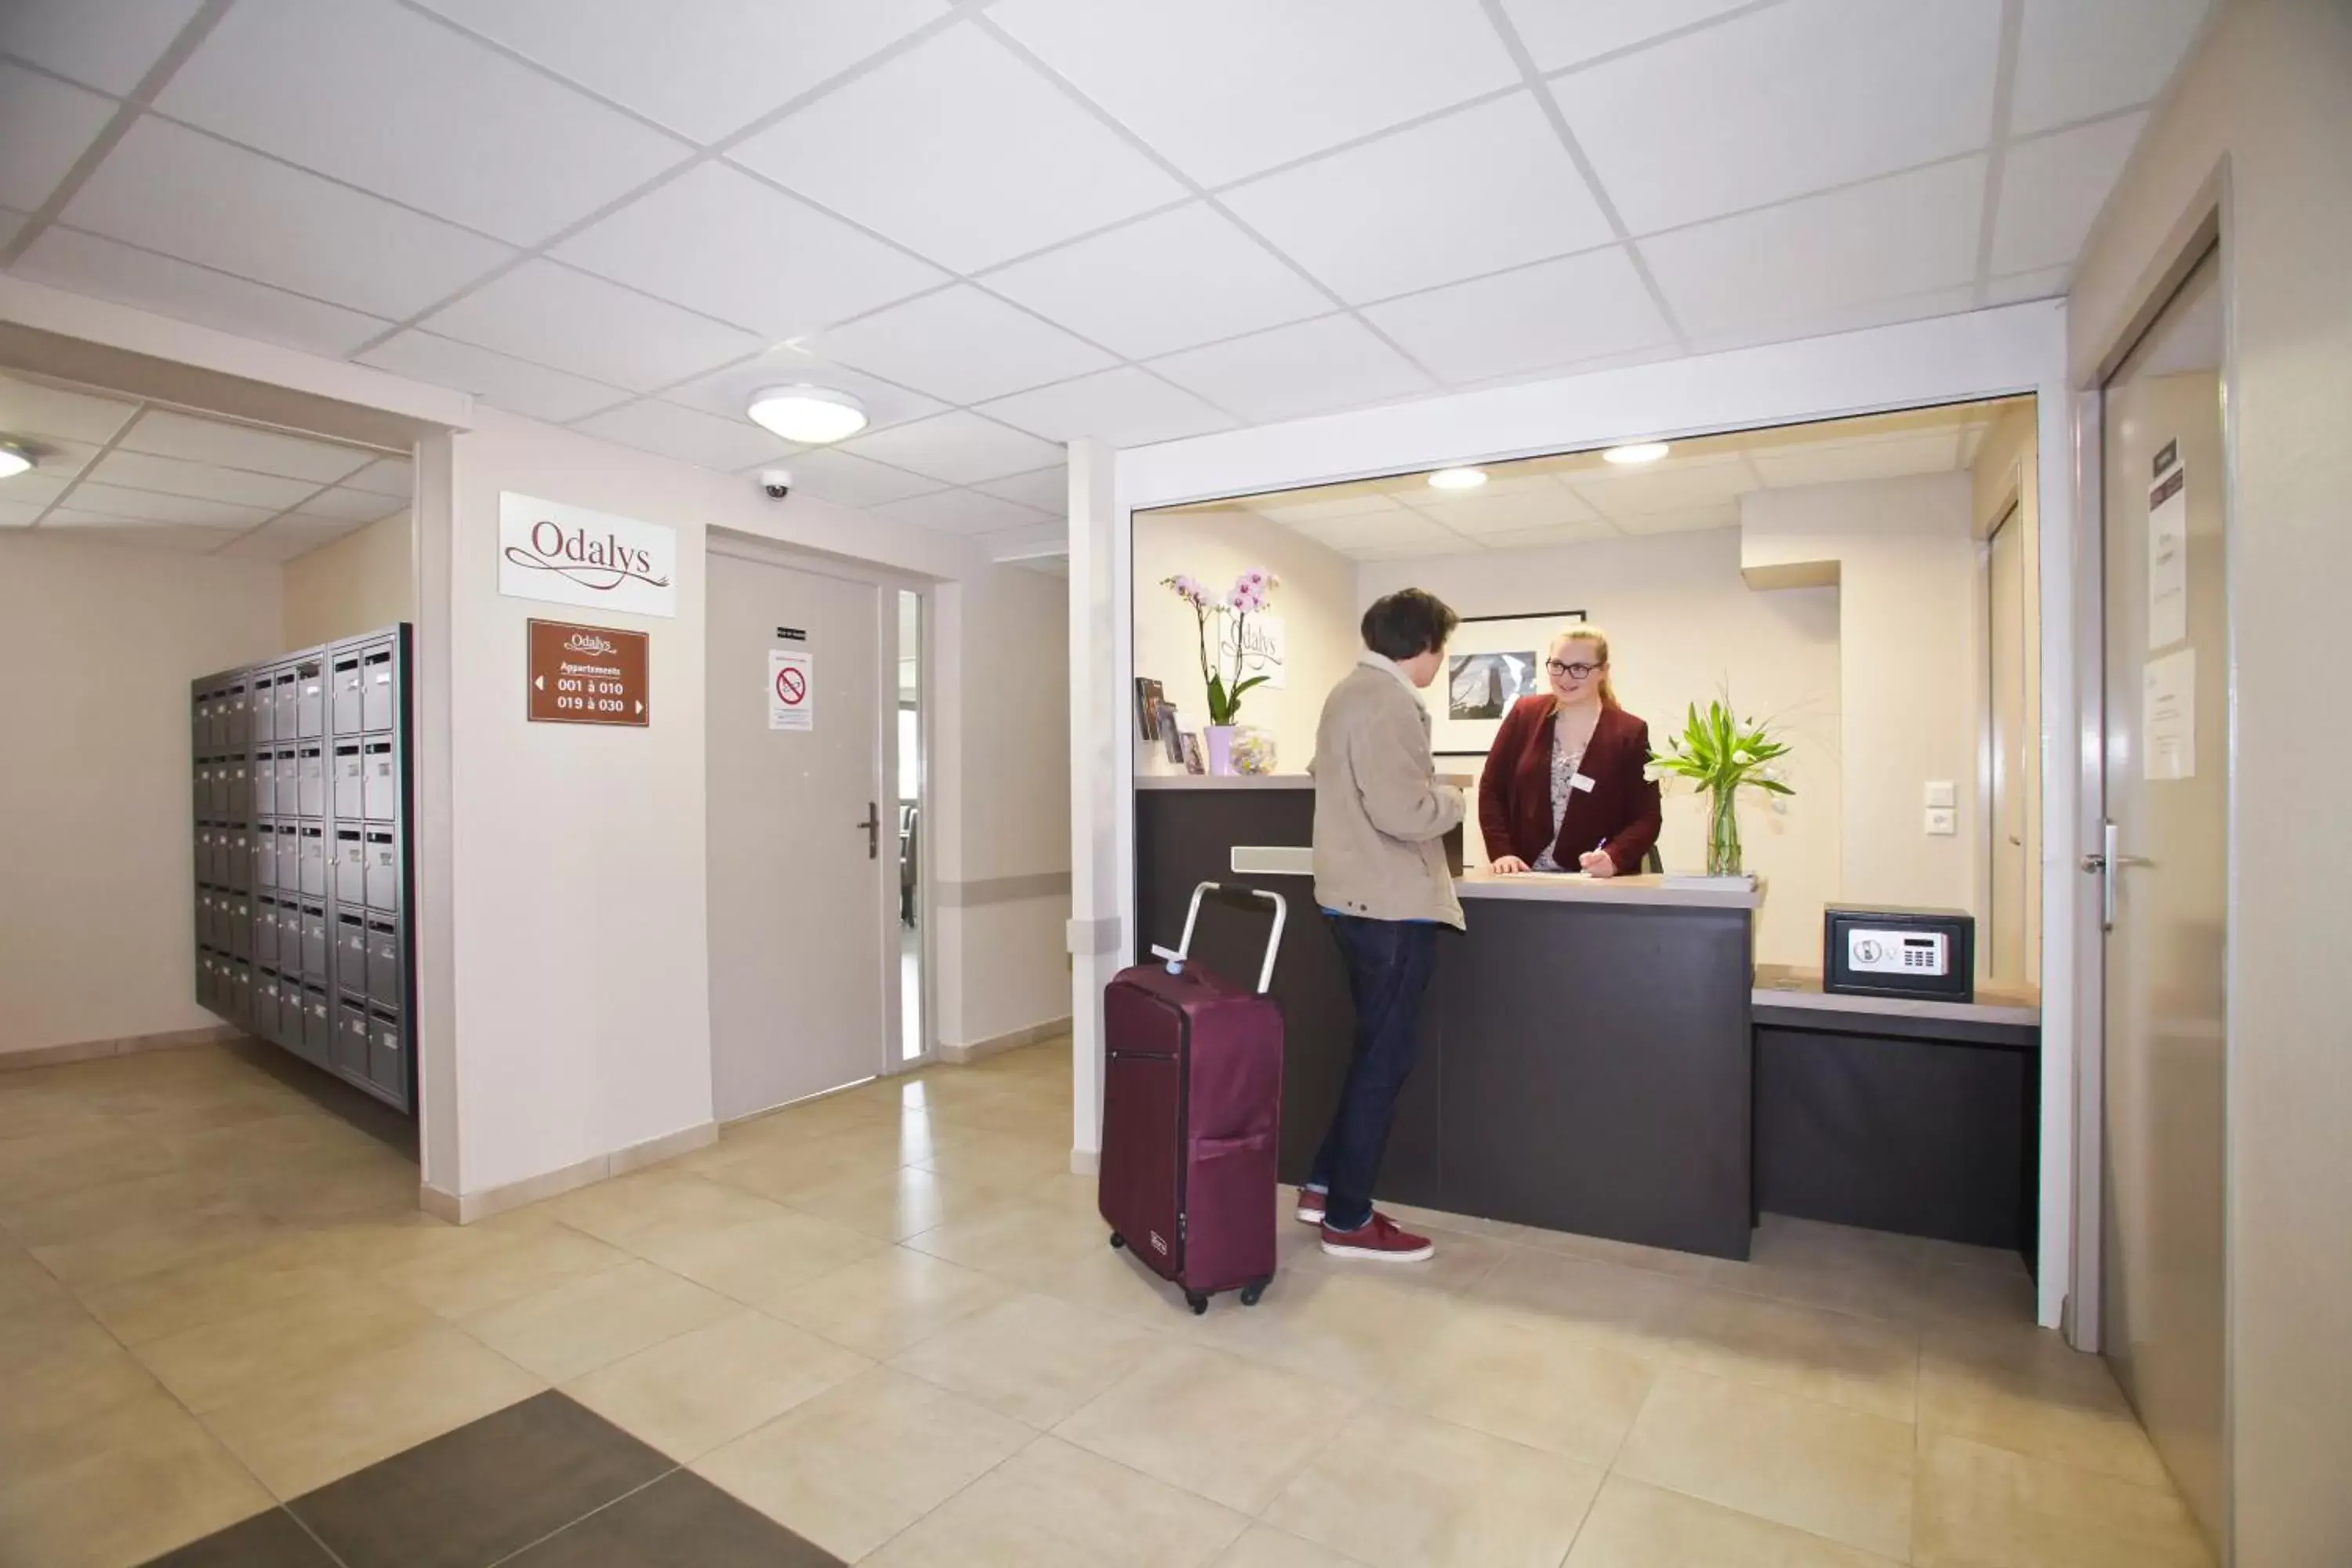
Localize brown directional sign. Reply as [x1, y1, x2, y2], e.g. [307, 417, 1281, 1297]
[527, 619, 648, 727]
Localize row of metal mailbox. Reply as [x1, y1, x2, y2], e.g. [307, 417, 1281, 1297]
[196, 953, 406, 1105]
[194, 739, 401, 822]
[197, 893, 406, 1010]
[192, 642, 398, 754]
[195, 820, 403, 913]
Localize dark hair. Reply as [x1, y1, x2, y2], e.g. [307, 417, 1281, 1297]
[1359, 589, 1460, 662]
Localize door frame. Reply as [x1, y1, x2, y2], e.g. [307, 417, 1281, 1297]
[2068, 162, 2240, 1543]
[706, 530, 935, 1086]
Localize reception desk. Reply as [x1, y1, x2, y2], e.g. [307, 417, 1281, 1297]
[1134, 775, 1760, 1259]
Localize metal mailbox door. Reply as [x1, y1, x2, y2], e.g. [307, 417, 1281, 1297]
[336, 1003, 370, 1077]
[369, 1011, 403, 1094]
[363, 742, 397, 821]
[334, 746, 362, 819]
[366, 920, 401, 1007]
[365, 829, 399, 913]
[336, 913, 366, 994]
[336, 831, 365, 904]
[254, 897, 279, 967]
[303, 985, 332, 1059]
[297, 746, 324, 818]
[332, 655, 363, 734]
[362, 646, 395, 731]
[300, 906, 327, 981]
[273, 672, 298, 739]
[299, 827, 326, 896]
[296, 661, 325, 739]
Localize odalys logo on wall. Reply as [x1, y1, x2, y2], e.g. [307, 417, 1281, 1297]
[497, 492, 677, 619]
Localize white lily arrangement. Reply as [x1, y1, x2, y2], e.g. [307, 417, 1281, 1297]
[1648, 696, 1794, 877]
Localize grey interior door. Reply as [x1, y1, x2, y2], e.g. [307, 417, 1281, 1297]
[706, 550, 889, 1121]
[2097, 245, 2228, 1552]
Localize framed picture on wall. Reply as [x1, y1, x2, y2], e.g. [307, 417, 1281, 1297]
[1426, 610, 1587, 757]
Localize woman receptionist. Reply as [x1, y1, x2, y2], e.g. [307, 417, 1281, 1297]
[1479, 626, 1662, 877]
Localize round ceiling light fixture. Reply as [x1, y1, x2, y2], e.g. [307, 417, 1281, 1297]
[0, 442, 33, 481]
[746, 386, 869, 444]
[1602, 441, 1671, 465]
[1427, 466, 1487, 491]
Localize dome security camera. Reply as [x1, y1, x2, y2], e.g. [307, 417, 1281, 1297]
[759, 468, 792, 499]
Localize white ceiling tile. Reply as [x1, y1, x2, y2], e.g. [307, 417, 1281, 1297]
[0, 0, 205, 94]
[1221, 93, 1615, 304]
[1564, 457, 1754, 518]
[218, 515, 366, 561]
[1288, 510, 1465, 555]
[982, 521, 1068, 561]
[1991, 114, 2147, 277]
[12, 227, 397, 358]
[1410, 485, 1599, 535]
[875, 490, 1054, 535]
[1984, 267, 2071, 307]
[423, 259, 763, 392]
[554, 162, 945, 338]
[1361, 248, 1673, 386]
[61, 118, 514, 319]
[0, 60, 117, 212]
[64, 483, 278, 528]
[1149, 316, 1437, 426]
[729, 24, 1187, 272]
[0, 208, 23, 252]
[840, 412, 1062, 485]
[1751, 431, 1962, 488]
[989, 0, 1520, 186]
[82, 448, 321, 510]
[1476, 521, 1624, 551]
[119, 409, 375, 484]
[357, 330, 631, 423]
[2011, 0, 2209, 136]
[290, 487, 405, 523]
[810, 286, 1113, 406]
[158, 0, 689, 246]
[343, 458, 413, 499]
[0, 437, 100, 503]
[762, 448, 947, 509]
[409, 0, 949, 145]
[971, 466, 1067, 513]
[982, 203, 1328, 359]
[664, 347, 944, 437]
[570, 399, 793, 474]
[975, 368, 1235, 447]
[0, 499, 52, 527]
[1642, 158, 1986, 341]
[38, 514, 245, 551]
[1682, 281, 1983, 358]
[1497, 0, 1753, 73]
[0, 372, 138, 445]
[0, 471, 78, 511]
[1256, 492, 1406, 525]
[1608, 503, 1744, 536]
[1555, 0, 2000, 233]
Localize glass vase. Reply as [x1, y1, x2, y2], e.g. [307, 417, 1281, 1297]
[1706, 786, 1743, 877]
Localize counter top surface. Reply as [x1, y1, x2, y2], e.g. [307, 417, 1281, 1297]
[1751, 964, 2042, 1027]
[1456, 869, 1761, 910]
[1137, 773, 1311, 789]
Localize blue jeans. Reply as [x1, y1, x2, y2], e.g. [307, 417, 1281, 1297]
[1307, 916, 1439, 1232]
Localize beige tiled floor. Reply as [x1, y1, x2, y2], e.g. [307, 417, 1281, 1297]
[0, 1038, 2216, 1566]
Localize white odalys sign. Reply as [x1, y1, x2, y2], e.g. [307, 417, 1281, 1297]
[499, 492, 677, 619]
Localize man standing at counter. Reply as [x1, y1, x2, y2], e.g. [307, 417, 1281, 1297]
[1301, 589, 1466, 1262]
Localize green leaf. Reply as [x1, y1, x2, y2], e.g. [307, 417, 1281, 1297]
[1754, 779, 1795, 796]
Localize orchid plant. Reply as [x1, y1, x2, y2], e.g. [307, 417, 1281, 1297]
[1649, 695, 1794, 877]
[1162, 569, 1279, 728]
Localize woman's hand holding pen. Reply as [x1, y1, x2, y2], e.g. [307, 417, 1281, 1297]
[1577, 839, 1617, 878]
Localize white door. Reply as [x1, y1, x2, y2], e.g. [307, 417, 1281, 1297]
[2096, 246, 2228, 1552]
[707, 550, 891, 1120]
[1987, 503, 2032, 980]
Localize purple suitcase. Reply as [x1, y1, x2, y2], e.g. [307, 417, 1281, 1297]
[1099, 883, 1287, 1314]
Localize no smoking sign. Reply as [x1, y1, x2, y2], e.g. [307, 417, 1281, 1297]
[768, 649, 813, 731]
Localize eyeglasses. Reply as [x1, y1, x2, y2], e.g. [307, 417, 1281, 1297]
[1544, 659, 1603, 680]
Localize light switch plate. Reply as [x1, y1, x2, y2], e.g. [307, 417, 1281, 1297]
[1926, 806, 1958, 835]
[1924, 780, 1956, 808]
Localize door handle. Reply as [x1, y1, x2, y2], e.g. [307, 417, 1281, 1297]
[2085, 821, 2154, 930]
[857, 802, 880, 860]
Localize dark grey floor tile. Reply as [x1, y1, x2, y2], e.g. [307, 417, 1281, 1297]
[143, 1506, 339, 1567]
[502, 1472, 844, 1568]
[288, 1391, 671, 1568]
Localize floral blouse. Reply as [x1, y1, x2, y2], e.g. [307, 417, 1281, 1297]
[1530, 717, 1590, 872]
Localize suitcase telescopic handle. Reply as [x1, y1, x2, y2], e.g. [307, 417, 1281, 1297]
[1153, 881, 1289, 994]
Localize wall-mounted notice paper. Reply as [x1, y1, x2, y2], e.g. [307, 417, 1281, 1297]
[2143, 646, 2195, 781]
[2148, 445, 2187, 651]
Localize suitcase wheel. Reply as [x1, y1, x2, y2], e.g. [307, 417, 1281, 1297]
[1240, 1279, 1269, 1307]
[1108, 1232, 1125, 1250]
[1185, 1290, 1209, 1316]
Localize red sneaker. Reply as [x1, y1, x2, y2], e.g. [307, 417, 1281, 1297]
[1319, 1211, 1435, 1262]
[1295, 1188, 1327, 1226]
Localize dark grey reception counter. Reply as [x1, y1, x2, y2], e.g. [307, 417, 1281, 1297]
[1134, 775, 1762, 1260]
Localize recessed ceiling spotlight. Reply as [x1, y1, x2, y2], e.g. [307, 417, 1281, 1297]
[1427, 466, 1487, 491]
[0, 442, 34, 481]
[746, 386, 868, 444]
[1602, 441, 1670, 465]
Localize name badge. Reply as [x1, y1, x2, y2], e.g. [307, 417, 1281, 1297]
[1569, 772, 1597, 793]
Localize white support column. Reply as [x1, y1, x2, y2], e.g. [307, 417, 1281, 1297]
[1067, 439, 1120, 1174]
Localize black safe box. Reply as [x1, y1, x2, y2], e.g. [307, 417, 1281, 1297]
[1823, 905, 1976, 1004]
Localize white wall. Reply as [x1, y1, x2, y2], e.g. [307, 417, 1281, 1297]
[1131, 503, 1357, 773]
[1742, 474, 1981, 916]
[0, 535, 284, 1057]
[2067, 3, 2352, 1557]
[1972, 404, 2044, 982]
[1360, 528, 1841, 967]
[283, 509, 414, 650]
